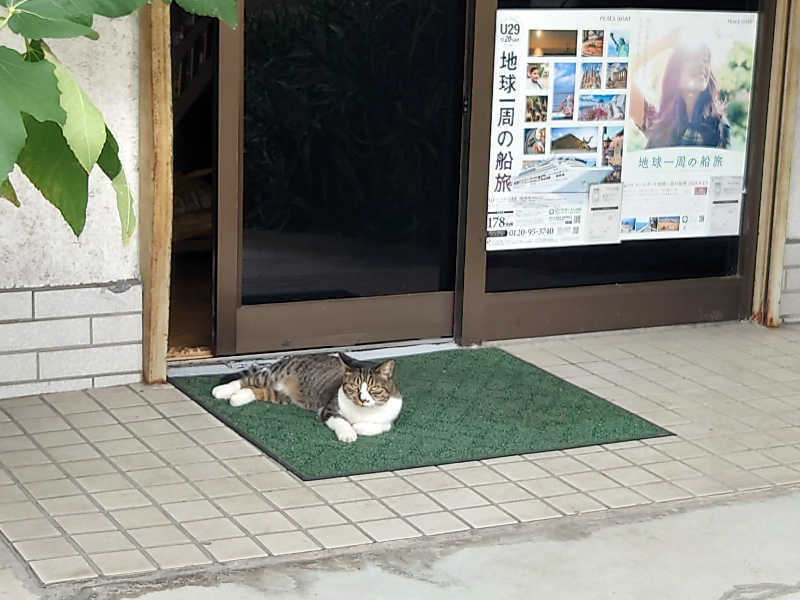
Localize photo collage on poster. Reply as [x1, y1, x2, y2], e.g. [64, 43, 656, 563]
[522, 28, 629, 184]
[487, 10, 758, 251]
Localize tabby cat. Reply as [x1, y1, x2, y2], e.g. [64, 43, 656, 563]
[211, 353, 402, 443]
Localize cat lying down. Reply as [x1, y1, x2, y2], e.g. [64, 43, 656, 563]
[212, 353, 402, 443]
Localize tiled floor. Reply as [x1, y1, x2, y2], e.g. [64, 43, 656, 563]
[3, 321, 800, 586]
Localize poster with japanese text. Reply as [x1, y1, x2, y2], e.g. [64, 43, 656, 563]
[486, 9, 758, 251]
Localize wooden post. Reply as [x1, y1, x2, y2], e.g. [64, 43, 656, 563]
[764, 0, 800, 326]
[139, 2, 173, 382]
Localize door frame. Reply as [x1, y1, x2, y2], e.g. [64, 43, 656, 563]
[214, 0, 473, 355]
[459, 0, 779, 345]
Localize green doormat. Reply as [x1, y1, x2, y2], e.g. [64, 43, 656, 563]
[169, 348, 670, 480]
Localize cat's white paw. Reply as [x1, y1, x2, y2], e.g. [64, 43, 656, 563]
[230, 388, 257, 407]
[212, 380, 241, 400]
[336, 427, 357, 443]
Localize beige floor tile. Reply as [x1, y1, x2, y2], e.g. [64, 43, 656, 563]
[183, 517, 244, 542]
[763, 445, 800, 463]
[76, 473, 132, 493]
[11, 464, 65, 483]
[545, 493, 606, 515]
[712, 469, 772, 491]
[56, 513, 117, 534]
[0, 501, 43, 522]
[48, 444, 102, 463]
[90, 549, 155, 576]
[257, 531, 320, 555]
[206, 440, 261, 460]
[654, 441, 709, 460]
[589, 487, 650, 508]
[334, 499, 394, 522]
[264, 487, 323, 509]
[163, 499, 222, 522]
[2, 448, 51, 467]
[1, 518, 59, 541]
[751, 465, 800, 484]
[482, 455, 525, 465]
[224, 456, 281, 476]
[454, 505, 516, 528]
[110, 405, 161, 423]
[14, 536, 77, 560]
[0, 436, 35, 452]
[24, 479, 82, 503]
[604, 466, 661, 487]
[29, 556, 96, 584]
[286, 505, 345, 529]
[171, 414, 223, 432]
[407, 512, 469, 535]
[62, 458, 116, 478]
[0, 469, 10, 486]
[148, 483, 203, 504]
[235, 511, 296, 536]
[73, 531, 134, 553]
[312, 482, 370, 504]
[66, 412, 116, 429]
[195, 477, 251, 499]
[449, 466, 506, 486]
[5, 404, 56, 420]
[211, 537, 267, 562]
[473, 482, 533, 504]
[83, 424, 131, 443]
[110, 453, 165, 471]
[612, 446, 670, 465]
[24, 428, 72, 450]
[517, 477, 576, 498]
[19, 417, 70, 434]
[127, 467, 185, 488]
[429, 487, 489, 510]
[561, 471, 619, 492]
[693, 436, 750, 455]
[216, 494, 273, 516]
[177, 461, 232, 482]
[382, 493, 442, 516]
[129, 525, 190, 548]
[90, 387, 147, 410]
[358, 476, 416, 497]
[722, 451, 779, 470]
[154, 401, 207, 418]
[403, 471, 462, 492]
[146, 544, 212, 569]
[159, 447, 216, 467]
[0, 484, 27, 503]
[143, 432, 196, 452]
[310, 524, 372, 549]
[39, 494, 97, 515]
[44, 391, 101, 415]
[644, 461, 703, 481]
[126, 420, 178, 437]
[358, 517, 421, 541]
[111, 506, 170, 529]
[673, 476, 733, 497]
[633, 481, 694, 502]
[245, 471, 301, 492]
[93, 489, 151, 511]
[96, 438, 150, 457]
[491, 461, 549, 481]
[189, 427, 244, 446]
[532, 456, 591, 475]
[500, 499, 562, 522]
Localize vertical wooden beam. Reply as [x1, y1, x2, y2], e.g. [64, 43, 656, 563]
[139, 2, 173, 382]
[764, 0, 800, 326]
[752, 0, 791, 323]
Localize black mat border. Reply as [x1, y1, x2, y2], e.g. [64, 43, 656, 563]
[169, 348, 674, 481]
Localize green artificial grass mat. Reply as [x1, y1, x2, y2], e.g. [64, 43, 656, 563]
[169, 348, 671, 480]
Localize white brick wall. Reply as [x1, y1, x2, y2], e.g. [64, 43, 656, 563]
[0, 282, 143, 399]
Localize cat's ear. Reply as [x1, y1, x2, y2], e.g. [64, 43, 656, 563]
[376, 359, 395, 379]
[338, 352, 357, 370]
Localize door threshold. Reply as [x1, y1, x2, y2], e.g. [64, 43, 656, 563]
[167, 338, 462, 377]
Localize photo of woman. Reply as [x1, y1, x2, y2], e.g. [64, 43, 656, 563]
[628, 25, 755, 150]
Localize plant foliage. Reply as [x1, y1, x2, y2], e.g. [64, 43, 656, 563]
[0, 0, 237, 243]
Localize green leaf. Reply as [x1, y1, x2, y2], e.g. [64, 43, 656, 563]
[97, 127, 135, 244]
[16, 114, 89, 236]
[41, 43, 107, 173]
[87, 0, 149, 18]
[0, 46, 65, 183]
[3, 0, 99, 39]
[0, 178, 19, 207]
[174, 0, 237, 26]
